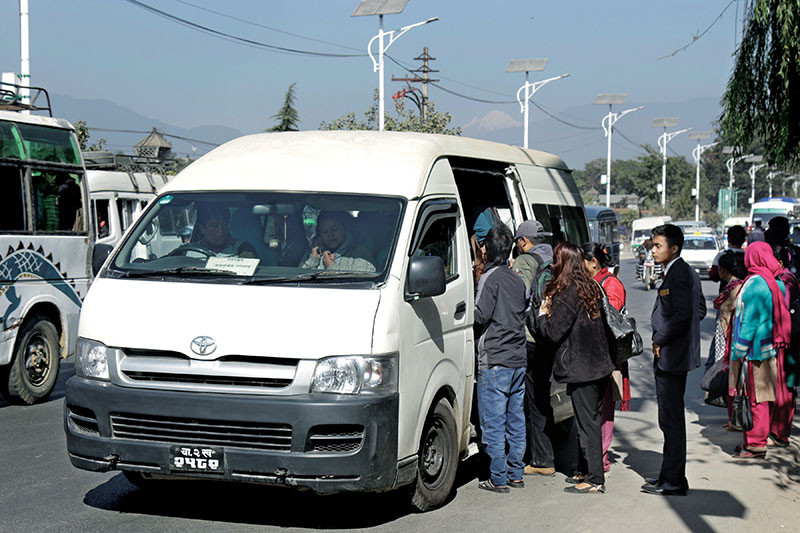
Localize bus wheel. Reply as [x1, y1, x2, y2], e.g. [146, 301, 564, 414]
[4, 315, 60, 405]
[409, 398, 458, 512]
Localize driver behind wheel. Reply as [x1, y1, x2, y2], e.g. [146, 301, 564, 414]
[193, 204, 257, 258]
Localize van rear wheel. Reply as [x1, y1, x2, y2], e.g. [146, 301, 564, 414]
[1, 315, 60, 405]
[409, 398, 458, 512]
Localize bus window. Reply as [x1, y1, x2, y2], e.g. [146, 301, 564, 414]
[0, 166, 25, 231]
[31, 170, 83, 232]
[0, 122, 24, 159]
[93, 199, 110, 238]
[531, 203, 588, 247]
[16, 122, 81, 165]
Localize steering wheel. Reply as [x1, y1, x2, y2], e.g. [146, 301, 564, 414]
[166, 245, 215, 258]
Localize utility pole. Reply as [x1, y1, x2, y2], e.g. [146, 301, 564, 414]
[594, 94, 643, 207]
[391, 47, 439, 120]
[19, 0, 30, 114]
[689, 132, 717, 222]
[653, 117, 690, 209]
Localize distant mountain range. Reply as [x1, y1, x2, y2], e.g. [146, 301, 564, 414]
[51, 93, 242, 159]
[51, 92, 723, 171]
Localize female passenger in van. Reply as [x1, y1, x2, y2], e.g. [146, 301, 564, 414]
[300, 211, 376, 273]
[581, 242, 628, 475]
[536, 242, 614, 494]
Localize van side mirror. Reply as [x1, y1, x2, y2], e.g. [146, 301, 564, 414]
[405, 256, 446, 301]
[92, 244, 113, 276]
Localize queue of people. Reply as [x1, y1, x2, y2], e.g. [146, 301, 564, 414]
[471, 218, 797, 499]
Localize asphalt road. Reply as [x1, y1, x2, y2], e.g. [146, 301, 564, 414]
[1, 258, 799, 532]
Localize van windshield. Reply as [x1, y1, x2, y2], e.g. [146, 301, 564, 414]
[107, 192, 404, 284]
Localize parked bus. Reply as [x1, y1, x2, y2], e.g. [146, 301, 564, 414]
[0, 107, 92, 404]
[584, 205, 621, 270]
[750, 197, 800, 228]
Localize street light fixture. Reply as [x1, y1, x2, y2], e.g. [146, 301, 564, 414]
[507, 58, 569, 149]
[688, 132, 717, 222]
[765, 169, 785, 197]
[653, 118, 691, 208]
[723, 147, 755, 218]
[594, 93, 644, 207]
[744, 155, 766, 205]
[353, 0, 438, 131]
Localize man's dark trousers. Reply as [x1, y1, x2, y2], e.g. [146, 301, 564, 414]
[524, 342, 555, 467]
[654, 367, 688, 487]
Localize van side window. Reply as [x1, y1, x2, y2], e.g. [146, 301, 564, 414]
[531, 203, 589, 247]
[93, 199, 110, 238]
[412, 201, 459, 281]
[0, 166, 25, 231]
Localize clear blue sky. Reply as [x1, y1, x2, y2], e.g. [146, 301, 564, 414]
[1, 0, 742, 160]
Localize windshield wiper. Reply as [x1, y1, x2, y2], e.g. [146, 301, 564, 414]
[242, 271, 377, 285]
[121, 267, 240, 279]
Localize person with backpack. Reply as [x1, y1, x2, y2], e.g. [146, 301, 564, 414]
[581, 242, 628, 475]
[511, 220, 557, 477]
[769, 243, 799, 448]
[536, 242, 614, 494]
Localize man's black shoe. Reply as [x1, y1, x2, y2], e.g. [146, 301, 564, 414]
[644, 477, 661, 486]
[641, 481, 687, 496]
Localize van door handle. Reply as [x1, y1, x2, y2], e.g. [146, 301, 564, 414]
[455, 302, 467, 315]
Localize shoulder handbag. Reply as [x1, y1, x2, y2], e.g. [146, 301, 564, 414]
[733, 359, 754, 432]
[595, 279, 644, 365]
[700, 357, 728, 404]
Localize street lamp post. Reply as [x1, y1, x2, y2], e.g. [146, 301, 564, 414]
[506, 59, 568, 149]
[353, 1, 437, 132]
[653, 118, 690, 209]
[766, 170, 784, 197]
[594, 94, 644, 207]
[745, 156, 766, 205]
[688, 132, 717, 222]
[722, 147, 755, 218]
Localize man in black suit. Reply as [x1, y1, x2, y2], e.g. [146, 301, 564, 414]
[642, 224, 706, 496]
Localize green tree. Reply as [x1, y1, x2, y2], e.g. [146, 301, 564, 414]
[267, 82, 300, 132]
[74, 120, 106, 151]
[320, 90, 461, 135]
[720, 0, 800, 167]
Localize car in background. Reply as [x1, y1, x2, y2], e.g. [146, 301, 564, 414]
[681, 230, 721, 278]
[673, 220, 709, 234]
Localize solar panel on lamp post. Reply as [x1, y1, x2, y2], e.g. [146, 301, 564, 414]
[653, 118, 690, 208]
[353, 0, 437, 131]
[593, 94, 644, 208]
[688, 132, 716, 222]
[506, 59, 568, 149]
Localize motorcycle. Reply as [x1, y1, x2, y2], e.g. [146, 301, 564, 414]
[636, 251, 663, 290]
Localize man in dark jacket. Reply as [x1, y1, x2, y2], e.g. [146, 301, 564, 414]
[474, 224, 527, 493]
[643, 224, 706, 496]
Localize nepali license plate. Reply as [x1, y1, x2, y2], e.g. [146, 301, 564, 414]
[169, 445, 224, 473]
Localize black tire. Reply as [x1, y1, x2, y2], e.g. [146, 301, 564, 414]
[409, 398, 459, 512]
[2, 314, 60, 405]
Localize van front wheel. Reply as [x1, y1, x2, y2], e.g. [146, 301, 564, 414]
[409, 398, 458, 512]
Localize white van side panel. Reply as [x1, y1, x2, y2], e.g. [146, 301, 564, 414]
[516, 164, 582, 207]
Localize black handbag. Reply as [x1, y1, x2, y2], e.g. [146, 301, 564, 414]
[701, 358, 729, 406]
[596, 281, 644, 365]
[733, 360, 754, 432]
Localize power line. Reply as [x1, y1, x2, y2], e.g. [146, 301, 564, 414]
[659, 0, 737, 59]
[173, 0, 364, 52]
[87, 126, 221, 147]
[122, 0, 365, 58]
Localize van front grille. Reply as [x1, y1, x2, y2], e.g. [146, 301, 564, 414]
[307, 424, 364, 453]
[121, 371, 292, 389]
[110, 412, 292, 451]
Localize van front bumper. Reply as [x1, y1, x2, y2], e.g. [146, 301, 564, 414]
[64, 377, 407, 494]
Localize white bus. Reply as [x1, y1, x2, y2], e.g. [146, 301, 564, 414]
[0, 109, 93, 404]
[750, 197, 800, 228]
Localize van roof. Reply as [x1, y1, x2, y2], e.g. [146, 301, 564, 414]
[631, 216, 672, 229]
[583, 205, 616, 219]
[0, 109, 74, 131]
[166, 131, 570, 198]
[86, 170, 168, 194]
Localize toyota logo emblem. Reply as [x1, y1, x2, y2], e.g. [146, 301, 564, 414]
[190, 336, 217, 356]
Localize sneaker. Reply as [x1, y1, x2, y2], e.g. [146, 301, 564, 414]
[524, 465, 556, 476]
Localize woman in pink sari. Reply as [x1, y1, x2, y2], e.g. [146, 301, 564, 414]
[729, 242, 791, 458]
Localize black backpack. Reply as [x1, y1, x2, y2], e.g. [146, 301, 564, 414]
[525, 252, 552, 336]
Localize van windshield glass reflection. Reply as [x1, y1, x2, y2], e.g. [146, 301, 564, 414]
[109, 192, 403, 283]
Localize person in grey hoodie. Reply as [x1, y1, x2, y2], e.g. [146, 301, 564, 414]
[474, 224, 527, 493]
[512, 220, 559, 477]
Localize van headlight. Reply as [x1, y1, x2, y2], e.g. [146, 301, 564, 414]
[311, 355, 397, 395]
[75, 338, 110, 381]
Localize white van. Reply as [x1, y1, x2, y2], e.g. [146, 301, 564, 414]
[631, 215, 672, 251]
[64, 131, 588, 510]
[87, 170, 171, 250]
